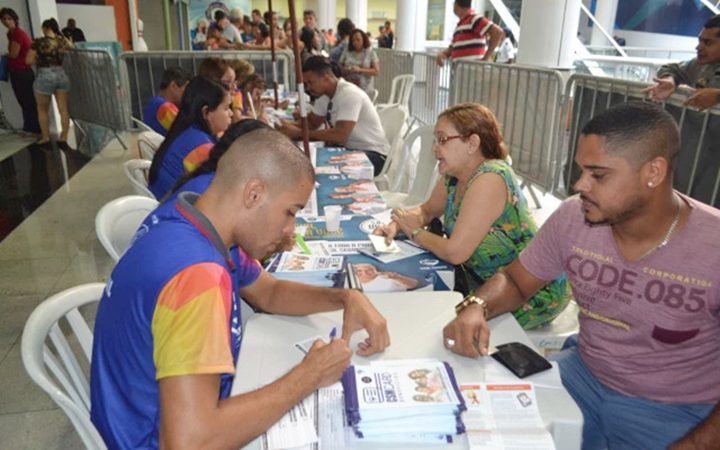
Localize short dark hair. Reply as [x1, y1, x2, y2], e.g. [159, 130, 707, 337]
[337, 18, 355, 39]
[214, 10, 227, 21]
[159, 67, 192, 90]
[0, 8, 19, 24]
[252, 9, 261, 16]
[349, 28, 371, 51]
[303, 10, 315, 17]
[302, 55, 335, 76]
[455, 0, 472, 8]
[705, 14, 720, 36]
[384, 20, 391, 27]
[581, 101, 680, 171]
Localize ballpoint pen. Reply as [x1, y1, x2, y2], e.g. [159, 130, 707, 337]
[329, 327, 337, 342]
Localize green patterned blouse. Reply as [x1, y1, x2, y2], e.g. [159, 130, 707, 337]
[443, 160, 569, 329]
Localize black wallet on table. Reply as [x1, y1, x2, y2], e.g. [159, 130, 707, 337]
[490, 342, 552, 378]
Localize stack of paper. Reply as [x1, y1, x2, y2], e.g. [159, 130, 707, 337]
[340, 359, 466, 442]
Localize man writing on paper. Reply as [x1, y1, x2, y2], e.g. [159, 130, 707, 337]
[90, 129, 390, 449]
[275, 56, 390, 176]
[443, 102, 720, 449]
[643, 14, 720, 111]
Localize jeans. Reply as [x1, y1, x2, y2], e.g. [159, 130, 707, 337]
[9, 68, 40, 133]
[553, 336, 714, 450]
[361, 150, 386, 177]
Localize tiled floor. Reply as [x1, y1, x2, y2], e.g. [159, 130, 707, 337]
[0, 132, 137, 449]
[0, 130, 563, 447]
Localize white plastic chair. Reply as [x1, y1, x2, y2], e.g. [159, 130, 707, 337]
[131, 116, 154, 133]
[21, 283, 108, 450]
[375, 105, 409, 190]
[95, 195, 159, 262]
[380, 125, 439, 209]
[123, 159, 155, 199]
[376, 74, 416, 113]
[137, 130, 163, 161]
[367, 88, 379, 105]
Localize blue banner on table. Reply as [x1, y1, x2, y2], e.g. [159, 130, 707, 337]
[347, 253, 454, 292]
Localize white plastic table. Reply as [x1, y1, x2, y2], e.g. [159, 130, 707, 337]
[232, 291, 582, 449]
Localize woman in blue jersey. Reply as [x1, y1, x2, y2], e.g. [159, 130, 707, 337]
[148, 76, 232, 199]
[163, 119, 270, 203]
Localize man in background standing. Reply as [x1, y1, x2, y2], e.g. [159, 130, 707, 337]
[303, 10, 328, 52]
[435, 0, 504, 66]
[384, 20, 394, 48]
[62, 18, 85, 43]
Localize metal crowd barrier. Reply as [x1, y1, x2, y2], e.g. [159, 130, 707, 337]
[574, 56, 663, 82]
[375, 49, 414, 104]
[410, 52, 452, 125]
[452, 61, 564, 196]
[556, 74, 720, 207]
[119, 50, 295, 123]
[64, 48, 129, 146]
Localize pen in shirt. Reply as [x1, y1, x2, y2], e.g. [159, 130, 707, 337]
[329, 327, 337, 343]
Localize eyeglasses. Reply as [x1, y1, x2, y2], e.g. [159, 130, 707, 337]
[326, 100, 333, 127]
[432, 134, 464, 146]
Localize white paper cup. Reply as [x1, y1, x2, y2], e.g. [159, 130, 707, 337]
[324, 205, 342, 232]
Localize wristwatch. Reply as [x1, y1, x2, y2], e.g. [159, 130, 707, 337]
[455, 295, 489, 319]
[411, 228, 423, 239]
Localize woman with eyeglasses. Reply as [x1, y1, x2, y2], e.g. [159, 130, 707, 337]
[374, 103, 569, 330]
[148, 76, 232, 200]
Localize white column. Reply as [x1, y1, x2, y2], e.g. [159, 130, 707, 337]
[590, 0, 619, 46]
[26, 0, 59, 37]
[443, 1, 457, 42]
[315, 0, 337, 31]
[346, 0, 367, 32]
[396, 0, 428, 51]
[516, 0, 581, 69]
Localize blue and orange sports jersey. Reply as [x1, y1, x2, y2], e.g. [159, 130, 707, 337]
[142, 95, 178, 136]
[231, 89, 244, 112]
[148, 126, 215, 199]
[91, 192, 261, 449]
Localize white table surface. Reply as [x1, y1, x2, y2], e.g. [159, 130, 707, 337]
[232, 292, 582, 450]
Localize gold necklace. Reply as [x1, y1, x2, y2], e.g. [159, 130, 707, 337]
[637, 197, 681, 260]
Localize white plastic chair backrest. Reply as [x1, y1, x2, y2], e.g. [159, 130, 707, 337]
[368, 88, 379, 105]
[21, 283, 108, 450]
[123, 159, 155, 199]
[131, 116, 154, 133]
[375, 106, 409, 182]
[401, 125, 439, 205]
[137, 131, 163, 161]
[95, 195, 159, 262]
[388, 74, 415, 108]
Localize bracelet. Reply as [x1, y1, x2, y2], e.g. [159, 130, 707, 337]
[454, 295, 489, 319]
[411, 228, 423, 239]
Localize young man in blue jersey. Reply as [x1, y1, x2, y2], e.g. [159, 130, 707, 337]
[91, 128, 390, 449]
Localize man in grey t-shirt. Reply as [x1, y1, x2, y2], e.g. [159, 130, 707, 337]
[276, 56, 390, 176]
[643, 14, 720, 111]
[443, 102, 720, 449]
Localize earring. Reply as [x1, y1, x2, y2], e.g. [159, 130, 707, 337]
[647, 182, 654, 188]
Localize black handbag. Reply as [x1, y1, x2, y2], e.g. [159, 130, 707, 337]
[426, 218, 484, 296]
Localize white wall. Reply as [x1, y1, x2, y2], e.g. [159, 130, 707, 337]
[57, 4, 118, 43]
